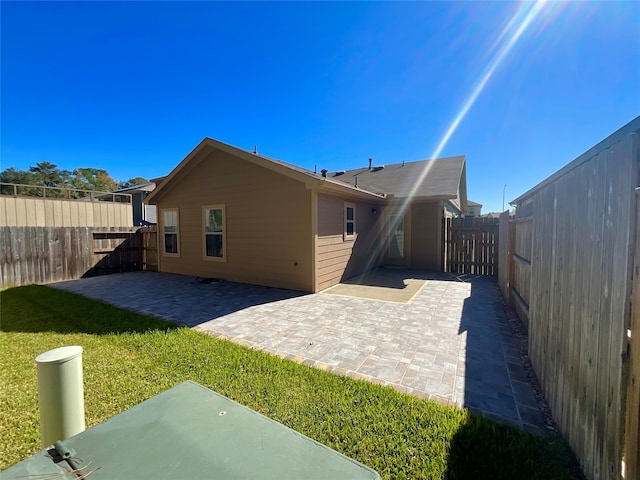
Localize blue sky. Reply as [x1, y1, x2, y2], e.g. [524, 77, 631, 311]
[2, 1, 638, 213]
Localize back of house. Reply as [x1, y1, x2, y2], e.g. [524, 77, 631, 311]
[145, 138, 467, 292]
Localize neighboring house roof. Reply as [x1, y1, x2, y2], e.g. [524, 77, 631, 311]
[467, 200, 482, 207]
[484, 212, 502, 219]
[150, 176, 167, 185]
[146, 137, 386, 205]
[114, 182, 156, 194]
[326, 156, 466, 199]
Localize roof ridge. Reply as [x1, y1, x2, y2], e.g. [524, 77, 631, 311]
[327, 155, 466, 174]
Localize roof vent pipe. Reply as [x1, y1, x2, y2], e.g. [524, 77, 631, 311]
[368, 158, 372, 169]
[321, 169, 328, 178]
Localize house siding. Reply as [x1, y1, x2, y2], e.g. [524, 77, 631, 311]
[156, 149, 314, 292]
[315, 193, 383, 291]
[410, 201, 442, 270]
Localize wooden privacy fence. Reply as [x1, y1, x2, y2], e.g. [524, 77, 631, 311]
[500, 119, 639, 480]
[443, 216, 499, 275]
[0, 226, 158, 288]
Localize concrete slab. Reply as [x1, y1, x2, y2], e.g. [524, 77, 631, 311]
[50, 269, 547, 432]
[322, 270, 427, 303]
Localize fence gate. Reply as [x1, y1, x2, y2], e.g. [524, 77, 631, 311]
[443, 217, 499, 276]
[140, 226, 158, 272]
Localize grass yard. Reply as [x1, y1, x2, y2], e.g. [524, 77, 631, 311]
[1, 285, 582, 479]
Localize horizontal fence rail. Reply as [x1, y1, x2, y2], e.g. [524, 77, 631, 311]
[0, 183, 132, 203]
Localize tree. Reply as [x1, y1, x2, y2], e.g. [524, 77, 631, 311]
[117, 177, 149, 189]
[0, 167, 36, 186]
[71, 168, 117, 192]
[28, 161, 65, 187]
[1, 163, 120, 194]
[0, 167, 40, 195]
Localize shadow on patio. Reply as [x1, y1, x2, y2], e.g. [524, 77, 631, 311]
[50, 271, 308, 327]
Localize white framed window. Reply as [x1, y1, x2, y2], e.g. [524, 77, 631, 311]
[162, 209, 179, 256]
[203, 205, 226, 261]
[344, 202, 356, 240]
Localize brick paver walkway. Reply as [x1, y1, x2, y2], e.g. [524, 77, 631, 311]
[51, 270, 546, 432]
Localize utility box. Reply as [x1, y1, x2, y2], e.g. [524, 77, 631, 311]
[3, 381, 380, 479]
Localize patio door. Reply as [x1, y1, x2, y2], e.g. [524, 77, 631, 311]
[387, 214, 406, 266]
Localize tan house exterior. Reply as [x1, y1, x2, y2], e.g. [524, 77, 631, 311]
[145, 138, 467, 292]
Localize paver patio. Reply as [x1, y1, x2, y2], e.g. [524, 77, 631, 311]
[50, 269, 546, 432]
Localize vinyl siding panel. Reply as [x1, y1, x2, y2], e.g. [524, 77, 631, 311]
[315, 193, 383, 291]
[156, 149, 314, 292]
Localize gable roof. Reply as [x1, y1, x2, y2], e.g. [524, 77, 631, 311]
[467, 200, 482, 207]
[145, 137, 386, 204]
[326, 156, 466, 199]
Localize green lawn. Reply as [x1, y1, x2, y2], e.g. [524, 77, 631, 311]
[1, 285, 582, 479]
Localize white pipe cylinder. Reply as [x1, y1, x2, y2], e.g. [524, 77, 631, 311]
[35, 346, 85, 448]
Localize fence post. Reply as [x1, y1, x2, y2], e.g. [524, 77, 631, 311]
[508, 220, 516, 308]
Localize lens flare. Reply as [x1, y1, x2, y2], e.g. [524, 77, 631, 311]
[410, 1, 548, 203]
[362, 1, 550, 276]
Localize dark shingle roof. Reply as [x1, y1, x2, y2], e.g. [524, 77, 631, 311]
[328, 156, 465, 198]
